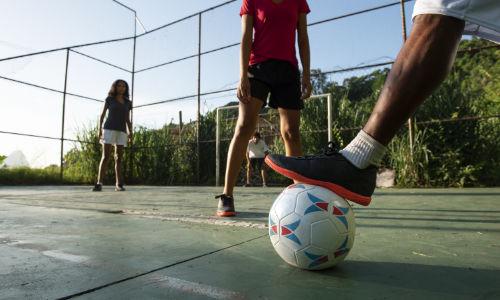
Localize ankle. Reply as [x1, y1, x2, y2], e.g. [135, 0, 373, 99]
[340, 130, 386, 169]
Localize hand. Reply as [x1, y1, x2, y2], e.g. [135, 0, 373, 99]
[301, 76, 312, 100]
[237, 76, 251, 103]
[128, 132, 133, 144]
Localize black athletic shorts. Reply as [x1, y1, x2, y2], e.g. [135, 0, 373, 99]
[249, 157, 265, 171]
[248, 59, 303, 110]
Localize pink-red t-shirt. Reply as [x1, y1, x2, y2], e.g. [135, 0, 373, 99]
[240, 0, 310, 67]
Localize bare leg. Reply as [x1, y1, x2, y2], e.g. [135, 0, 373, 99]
[246, 162, 252, 185]
[97, 144, 112, 184]
[261, 166, 268, 186]
[278, 108, 303, 156]
[223, 98, 263, 196]
[114, 145, 124, 186]
[363, 15, 465, 145]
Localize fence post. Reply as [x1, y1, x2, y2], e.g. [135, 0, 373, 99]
[179, 111, 183, 143]
[196, 12, 202, 184]
[327, 93, 333, 142]
[127, 13, 137, 182]
[215, 108, 220, 187]
[60, 48, 70, 181]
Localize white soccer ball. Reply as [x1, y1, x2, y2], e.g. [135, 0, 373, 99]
[269, 183, 356, 270]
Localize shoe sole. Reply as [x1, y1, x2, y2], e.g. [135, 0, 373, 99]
[217, 211, 236, 217]
[265, 156, 371, 206]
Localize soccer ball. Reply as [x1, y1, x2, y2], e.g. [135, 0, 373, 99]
[268, 183, 355, 270]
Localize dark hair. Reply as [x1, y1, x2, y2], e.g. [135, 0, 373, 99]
[108, 79, 130, 100]
[253, 131, 261, 139]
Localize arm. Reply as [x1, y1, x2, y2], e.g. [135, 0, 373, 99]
[98, 101, 109, 139]
[297, 13, 312, 100]
[246, 144, 251, 166]
[237, 14, 254, 103]
[126, 107, 133, 143]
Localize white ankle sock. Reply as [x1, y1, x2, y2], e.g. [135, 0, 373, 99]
[340, 130, 387, 169]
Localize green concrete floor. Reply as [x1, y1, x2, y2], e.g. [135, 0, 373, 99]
[0, 186, 499, 299]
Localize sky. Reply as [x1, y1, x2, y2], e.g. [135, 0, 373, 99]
[0, 0, 416, 167]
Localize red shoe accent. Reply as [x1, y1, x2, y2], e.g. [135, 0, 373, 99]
[265, 156, 372, 206]
[217, 211, 236, 217]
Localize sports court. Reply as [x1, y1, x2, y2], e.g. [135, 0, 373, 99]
[2, 1, 499, 299]
[1, 186, 499, 299]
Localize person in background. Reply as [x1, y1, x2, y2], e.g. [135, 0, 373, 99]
[92, 79, 133, 192]
[246, 131, 269, 187]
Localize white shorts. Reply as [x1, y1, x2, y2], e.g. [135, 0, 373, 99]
[412, 0, 500, 43]
[101, 129, 128, 146]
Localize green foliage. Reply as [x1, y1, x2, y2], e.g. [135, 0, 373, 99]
[412, 39, 500, 186]
[63, 124, 102, 183]
[388, 129, 431, 187]
[0, 166, 60, 185]
[0, 155, 6, 165]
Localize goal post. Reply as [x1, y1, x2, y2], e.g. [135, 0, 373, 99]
[215, 93, 333, 186]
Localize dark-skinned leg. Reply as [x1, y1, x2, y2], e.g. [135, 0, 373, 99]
[364, 14, 465, 145]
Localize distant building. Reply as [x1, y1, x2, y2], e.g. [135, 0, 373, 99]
[1, 150, 29, 168]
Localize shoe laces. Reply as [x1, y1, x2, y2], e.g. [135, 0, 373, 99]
[323, 142, 339, 156]
[297, 142, 340, 159]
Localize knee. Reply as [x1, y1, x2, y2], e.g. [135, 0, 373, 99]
[114, 154, 122, 164]
[281, 126, 300, 143]
[234, 121, 255, 139]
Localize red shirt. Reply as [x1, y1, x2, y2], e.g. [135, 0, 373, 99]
[240, 0, 310, 67]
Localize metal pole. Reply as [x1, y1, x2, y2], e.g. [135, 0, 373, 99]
[400, 0, 414, 155]
[60, 49, 70, 181]
[131, 15, 136, 127]
[128, 13, 137, 181]
[327, 93, 333, 142]
[111, 0, 144, 181]
[196, 13, 202, 184]
[215, 108, 220, 187]
[214, 104, 238, 186]
[179, 110, 183, 143]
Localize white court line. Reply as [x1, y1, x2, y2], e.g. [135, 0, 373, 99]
[42, 250, 89, 263]
[149, 274, 246, 300]
[123, 210, 267, 229]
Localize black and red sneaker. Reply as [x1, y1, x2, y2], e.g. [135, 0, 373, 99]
[215, 194, 236, 217]
[265, 143, 376, 206]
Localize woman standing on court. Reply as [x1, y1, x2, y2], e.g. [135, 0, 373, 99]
[216, 0, 312, 216]
[92, 79, 133, 192]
